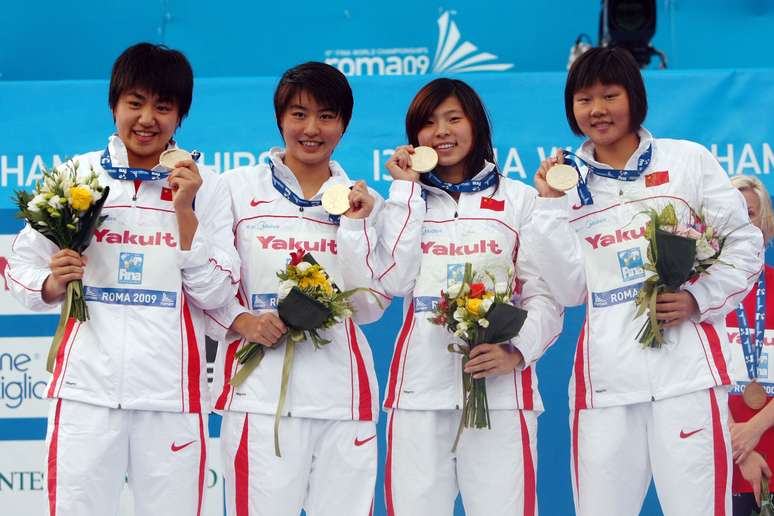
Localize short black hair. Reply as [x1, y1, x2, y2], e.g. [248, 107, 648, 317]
[273, 62, 354, 133]
[109, 43, 194, 126]
[564, 47, 647, 136]
[405, 78, 496, 181]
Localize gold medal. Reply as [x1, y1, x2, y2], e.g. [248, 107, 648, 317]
[321, 184, 351, 215]
[743, 381, 768, 410]
[410, 146, 438, 173]
[546, 164, 579, 191]
[159, 148, 194, 170]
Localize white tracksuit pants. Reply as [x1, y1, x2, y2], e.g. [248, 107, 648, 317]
[570, 386, 732, 516]
[220, 412, 377, 516]
[384, 409, 539, 516]
[45, 398, 207, 516]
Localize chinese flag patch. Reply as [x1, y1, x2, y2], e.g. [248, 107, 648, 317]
[480, 197, 505, 211]
[645, 170, 669, 188]
[160, 187, 173, 201]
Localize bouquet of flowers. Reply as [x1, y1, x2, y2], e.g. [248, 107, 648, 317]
[231, 249, 367, 457]
[430, 262, 528, 451]
[634, 204, 724, 348]
[14, 159, 109, 372]
[754, 478, 774, 516]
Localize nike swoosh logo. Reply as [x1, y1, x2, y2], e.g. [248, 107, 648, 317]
[679, 428, 703, 439]
[354, 435, 376, 447]
[170, 440, 196, 452]
[250, 199, 270, 207]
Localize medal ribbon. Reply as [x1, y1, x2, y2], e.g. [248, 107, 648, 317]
[422, 170, 499, 194]
[736, 271, 766, 381]
[269, 161, 340, 224]
[101, 148, 201, 181]
[562, 144, 652, 206]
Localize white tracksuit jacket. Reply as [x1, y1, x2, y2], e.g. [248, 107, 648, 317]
[207, 148, 388, 422]
[542, 129, 764, 410]
[375, 162, 570, 413]
[6, 135, 240, 413]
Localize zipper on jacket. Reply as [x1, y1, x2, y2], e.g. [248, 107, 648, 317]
[132, 179, 141, 202]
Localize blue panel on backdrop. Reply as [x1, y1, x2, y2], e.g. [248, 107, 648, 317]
[1, 69, 773, 516]
[2, 2, 774, 80]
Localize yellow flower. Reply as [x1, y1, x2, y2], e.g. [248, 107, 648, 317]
[69, 186, 93, 211]
[466, 298, 483, 316]
[298, 270, 333, 295]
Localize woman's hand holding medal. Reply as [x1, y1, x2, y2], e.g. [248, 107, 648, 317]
[160, 149, 202, 212]
[345, 180, 375, 219]
[385, 144, 436, 182]
[535, 150, 576, 199]
[321, 180, 375, 219]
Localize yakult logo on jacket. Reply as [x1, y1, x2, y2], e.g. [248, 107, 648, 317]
[585, 225, 647, 250]
[94, 228, 177, 247]
[421, 239, 503, 256]
[257, 236, 338, 255]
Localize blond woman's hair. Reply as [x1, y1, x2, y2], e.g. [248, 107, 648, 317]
[731, 174, 774, 245]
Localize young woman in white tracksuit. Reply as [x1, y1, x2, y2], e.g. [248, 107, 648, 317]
[376, 78, 572, 516]
[6, 43, 240, 516]
[205, 62, 387, 516]
[534, 47, 764, 516]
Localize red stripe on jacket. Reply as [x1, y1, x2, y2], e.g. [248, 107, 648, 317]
[215, 339, 241, 410]
[573, 319, 588, 409]
[47, 319, 78, 398]
[701, 322, 731, 385]
[183, 296, 202, 413]
[385, 302, 415, 408]
[348, 319, 372, 420]
[521, 366, 534, 411]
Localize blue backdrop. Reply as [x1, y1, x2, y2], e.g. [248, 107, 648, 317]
[2, 68, 774, 516]
[2, 2, 774, 515]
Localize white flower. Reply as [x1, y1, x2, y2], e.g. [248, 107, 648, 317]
[447, 282, 462, 298]
[495, 282, 508, 295]
[27, 194, 47, 212]
[478, 318, 490, 328]
[482, 297, 494, 313]
[453, 307, 467, 322]
[74, 159, 93, 180]
[48, 195, 64, 209]
[277, 280, 296, 300]
[457, 321, 469, 332]
[454, 329, 466, 338]
[296, 262, 312, 273]
[696, 237, 716, 261]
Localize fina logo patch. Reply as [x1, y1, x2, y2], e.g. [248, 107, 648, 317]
[118, 252, 144, 285]
[447, 263, 465, 288]
[617, 247, 645, 282]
